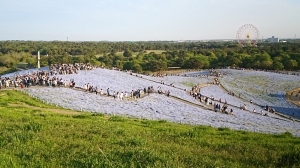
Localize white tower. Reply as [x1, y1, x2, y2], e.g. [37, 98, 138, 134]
[37, 51, 40, 68]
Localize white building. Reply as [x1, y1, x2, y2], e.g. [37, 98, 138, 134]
[266, 36, 279, 43]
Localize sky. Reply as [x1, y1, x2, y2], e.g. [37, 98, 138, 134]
[0, 0, 299, 41]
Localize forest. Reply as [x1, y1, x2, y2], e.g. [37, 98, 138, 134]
[0, 40, 300, 74]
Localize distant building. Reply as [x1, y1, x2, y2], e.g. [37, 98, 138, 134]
[266, 36, 279, 43]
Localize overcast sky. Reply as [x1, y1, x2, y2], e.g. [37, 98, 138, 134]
[0, 0, 299, 41]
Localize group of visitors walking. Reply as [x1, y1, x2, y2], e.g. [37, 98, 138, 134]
[0, 63, 97, 89]
[49, 63, 96, 75]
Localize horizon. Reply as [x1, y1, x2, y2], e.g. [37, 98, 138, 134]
[0, 37, 298, 42]
[1, 0, 299, 41]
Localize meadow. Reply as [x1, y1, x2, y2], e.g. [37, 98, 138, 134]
[0, 90, 300, 167]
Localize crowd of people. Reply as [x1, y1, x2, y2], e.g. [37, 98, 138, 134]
[0, 63, 98, 90]
[81, 81, 171, 101]
[188, 84, 234, 115]
[49, 63, 96, 75]
[1, 64, 171, 101]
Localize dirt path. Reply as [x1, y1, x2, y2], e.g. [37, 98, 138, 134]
[8, 103, 81, 115]
[286, 88, 300, 107]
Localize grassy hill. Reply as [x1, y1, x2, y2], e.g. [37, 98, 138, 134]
[0, 90, 299, 167]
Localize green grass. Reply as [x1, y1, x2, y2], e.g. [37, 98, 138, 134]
[0, 90, 300, 167]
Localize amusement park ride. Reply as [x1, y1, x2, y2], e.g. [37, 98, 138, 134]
[236, 24, 260, 47]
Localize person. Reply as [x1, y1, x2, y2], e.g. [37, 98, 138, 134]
[72, 80, 76, 88]
[131, 90, 134, 99]
[113, 91, 116, 99]
[253, 109, 256, 113]
[166, 90, 170, 97]
[86, 83, 89, 91]
[84, 84, 87, 91]
[120, 92, 124, 100]
[230, 108, 234, 115]
[69, 80, 73, 88]
[107, 88, 110, 96]
[95, 87, 98, 94]
[198, 93, 202, 102]
[214, 104, 218, 112]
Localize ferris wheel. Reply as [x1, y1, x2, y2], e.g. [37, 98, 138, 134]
[236, 24, 260, 47]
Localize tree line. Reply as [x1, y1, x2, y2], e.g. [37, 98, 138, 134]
[0, 40, 300, 74]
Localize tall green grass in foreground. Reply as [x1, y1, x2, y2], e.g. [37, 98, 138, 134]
[0, 90, 299, 167]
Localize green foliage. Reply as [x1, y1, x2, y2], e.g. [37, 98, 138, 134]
[273, 61, 284, 70]
[1, 41, 300, 70]
[284, 59, 298, 70]
[123, 49, 133, 57]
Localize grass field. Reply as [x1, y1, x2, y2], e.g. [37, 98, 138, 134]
[0, 90, 300, 167]
[144, 50, 165, 54]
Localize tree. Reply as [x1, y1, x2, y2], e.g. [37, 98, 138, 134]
[132, 63, 142, 73]
[116, 60, 123, 70]
[185, 57, 202, 69]
[147, 60, 167, 72]
[260, 60, 273, 69]
[62, 55, 72, 64]
[273, 61, 284, 70]
[26, 57, 37, 67]
[77, 56, 85, 63]
[0, 56, 15, 68]
[284, 59, 298, 70]
[101, 55, 113, 67]
[123, 49, 132, 57]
